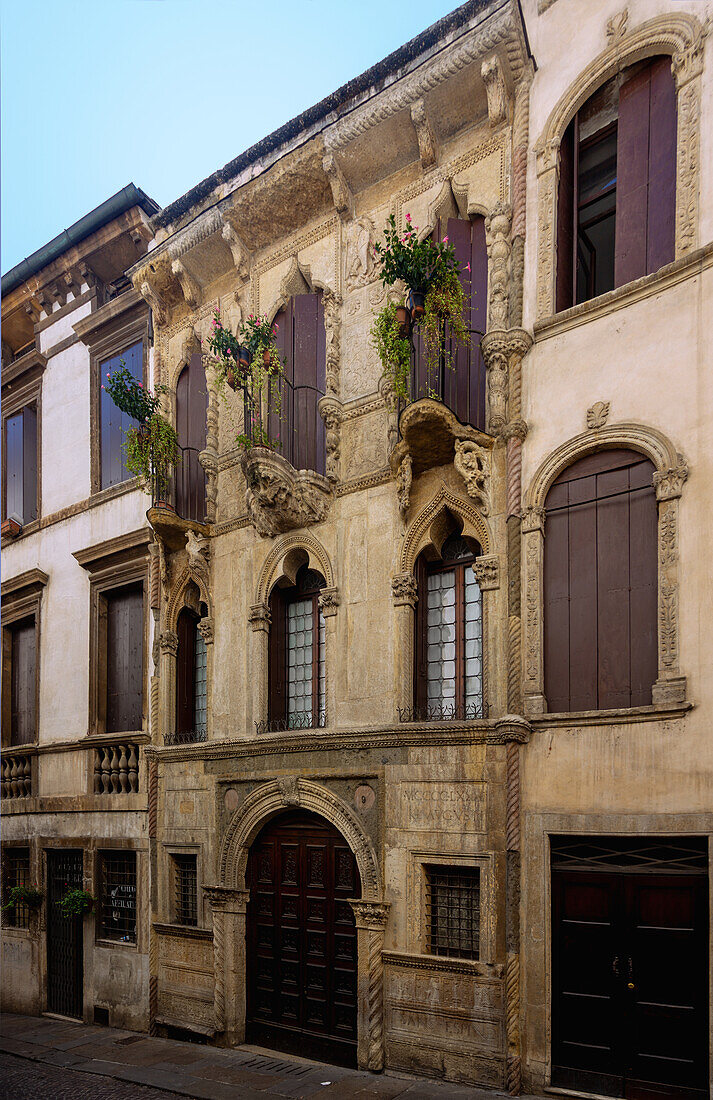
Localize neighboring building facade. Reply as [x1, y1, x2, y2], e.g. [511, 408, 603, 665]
[1, 185, 158, 1028]
[2, 1, 712, 1097]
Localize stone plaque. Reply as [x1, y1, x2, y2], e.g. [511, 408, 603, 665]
[354, 784, 375, 812]
[400, 782, 486, 832]
[224, 788, 239, 813]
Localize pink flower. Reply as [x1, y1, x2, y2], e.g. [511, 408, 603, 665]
[101, 385, 105, 390]
[138, 382, 143, 387]
[443, 235, 449, 243]
[466, 262, 471, 273]
[405, 213, 412, 223]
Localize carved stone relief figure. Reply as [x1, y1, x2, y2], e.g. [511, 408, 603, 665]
[346, 217, 377, 289]
[396, 454, 413, 520]
[454, 440, 490, 514]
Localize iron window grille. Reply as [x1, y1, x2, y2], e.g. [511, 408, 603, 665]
[99, 851, 137, 943]
[171, 854, 198, 927]
[550, 836, 708, 875]
[2, 847, 31, 928]
[425, 865, 480, 960]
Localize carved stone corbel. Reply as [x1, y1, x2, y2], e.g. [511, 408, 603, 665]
[318, 396, 342, 484]
[248, 602, 271, 632]
[318, 586, 340, 617]
[241, 448, 333, 538]
[219, 217, 250, 282]
[396, 454, 413, 520]
[197, 617, 214, 645]
[481, 54, 508, 127]
[391, 573, 418, 608]
[158, 630, 179, 656]
[139, 279, 167, 326]
[409, 98, 438, 169]
[171, 259, 200, 310]
[322, 153, 354, 220]
[473, 555, 499, 590]
[454, 440, 489, 514]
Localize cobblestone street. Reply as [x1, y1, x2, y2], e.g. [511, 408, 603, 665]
[0, 1051, 184, 1100]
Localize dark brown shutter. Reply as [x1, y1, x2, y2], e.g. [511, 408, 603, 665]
[268, 586, 287, 723]
[469, 215, 488, 431]
[5, 412, 23, 521]
[615, 58, 676, 287]
[544, 450, 657, 713]
[106, 583, 143, 733]
[175, 353, 207, 521]
[22, 405, 37, 523]
[11, 618, 36, 746]
[176, 609, 197, 735]
[292, 292, 326, 475]
[556, 118, 575, 313]
[270, 302, 293, 461]
[414, 554, 429, 711]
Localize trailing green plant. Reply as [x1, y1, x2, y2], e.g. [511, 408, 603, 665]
[58, 888, 95, 918]
[421, 267, 469, 381]
[103, 363, 179, 496]
[103, 365, 165, 424]
[206, 310, 284, 451]
[371, 303, 413, 403]
[373, 213, 460, 294]
[2, 884, 43, 911]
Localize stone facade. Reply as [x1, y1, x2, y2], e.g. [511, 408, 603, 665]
[3, 1, 713, 1095]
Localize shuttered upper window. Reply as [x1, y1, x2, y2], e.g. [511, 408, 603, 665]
[544, 450, 657, 713]
[175, 353, 207, 522]
[270, 294, 326, 474]
[412, 216, 488, 432]
[99, 340, 143, 489]
[105, 583, 144, 733]
[2, 616, 37, 746]
[557, 56, 676, 311]
[3, 404, 38, 525]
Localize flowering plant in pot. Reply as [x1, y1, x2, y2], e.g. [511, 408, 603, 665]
[370, 303, 412, 403]
[58, 887, 95, 918]
[2, 884, 43, 911]
[103, 365, 180, 501]
[206, 310, 284, 451]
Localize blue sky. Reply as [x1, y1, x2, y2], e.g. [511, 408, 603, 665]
[1, 0, 458, 274]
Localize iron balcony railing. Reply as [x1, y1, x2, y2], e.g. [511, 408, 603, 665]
[164, 727, 207, 747]
[243, 376, 326, 477]
[398, 700, 488, 723]
[151, 445, 206, 523]
[399, 322, 487, 436]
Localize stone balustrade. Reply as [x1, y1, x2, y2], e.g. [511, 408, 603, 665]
[93, 742, 140, 794]
[1, 751, 33, 799]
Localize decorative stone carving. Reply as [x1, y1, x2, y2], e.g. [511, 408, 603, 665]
[323, 289, 342, 396]
[170, 259, 200, 309]
[197, 617, 214, 645]
[473, 555, 500, 591]
[219, 219, 250, 282]
[587, 401, 610, 429]
[480, 331, 509, 435]
[391, 573, 418, 608]
[390, 400, 493, 476]
[481, 54, 508, 127]
[139, 279, 167, 326]
[521, 505, 545, 534]
[346, 216, 377, 289]
[454, 440, 490, 514]
[318, 586, 340, 617]
[606, 9, 628, 42]
[349, 900, 390, 928]
[410, 98, 438, 169]
[186, 529, 210, 575]
[653, 462, 688, 501]
[485, 202, 512, 331]
[322, 153, 353, 220]
[396, 454, 413, 520]
[241, 448, 332, 538]
[277, 776, 301, 806]
[248, 602, 271, 632]
[675, 79, 701, 255]
[158, 630, 179, 656]
[318, 396, 342, 484]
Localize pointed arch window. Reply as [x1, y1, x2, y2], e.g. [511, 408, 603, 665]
[267, 565, 326, 732]
[176, 606, 207, 741]
[413, 533, 485, 721]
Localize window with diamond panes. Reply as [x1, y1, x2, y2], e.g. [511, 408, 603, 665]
[99, 851, 137, 943]
[414, 533, 484, 720]
[194, 630, 207, 734]
[268, 566, 326, 731]
[425, 865, 480, 959]
[171, 854, 198, 926]
[2, 847, 31, 928]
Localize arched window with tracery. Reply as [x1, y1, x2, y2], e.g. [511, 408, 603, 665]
[175, 352, 208, 520]
[268, 565, 326, 731]
[556, 56, 676, 310]
[544, 449, 657, 712]
[269, 294, 326, 474]
[413, 532, 484, 721]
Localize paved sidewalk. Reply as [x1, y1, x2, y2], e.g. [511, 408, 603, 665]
[0, 1012, 517, 1099]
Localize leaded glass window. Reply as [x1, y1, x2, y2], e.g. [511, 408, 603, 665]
[194, 629, 207, 734]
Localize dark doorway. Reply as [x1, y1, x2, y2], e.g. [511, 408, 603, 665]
[551, 836, 709, 1099]
[46, 849, 84, 1019]
[246, 811, 360, 1066]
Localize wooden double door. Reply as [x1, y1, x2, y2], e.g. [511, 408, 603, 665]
[552, 844, 709, 1099]
[246, 811, 361, 1066]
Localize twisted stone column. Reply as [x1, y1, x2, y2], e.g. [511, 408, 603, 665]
[204, 886, 250, 1039]
[349, 900, 390, 1072]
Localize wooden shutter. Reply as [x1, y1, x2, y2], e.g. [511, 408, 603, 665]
[268, 586, 287, 723]
[556, 119, 575, 313]
[270, 302, 293, 462]
[442, 217, 488, 432]
[106, 583, 143, 733]
[100, 340, 143, 489]
[292, 293, 326, 475]
[615, 58, 676, 287]
[11, 618, 36, 745]
[22, 405, 37, 523]
[544, 450, 657, 713]
[414, 554, 429, 712]
[176, 609, 197, 735]
[5, 412, 24, 521]
[175, 353, 207, 521]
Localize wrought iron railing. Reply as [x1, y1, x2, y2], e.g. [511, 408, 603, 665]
[398, 701, 488, 723]
[255, 712, 327, 736]
[164, 728, 207, 746]
[151, 445, 206, 523]
[243, 376, 326, 476]
[398, 323, 486, 435]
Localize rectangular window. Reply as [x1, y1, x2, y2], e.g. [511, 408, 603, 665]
[171, 854, 198, 926]
[2, 616, 37, 746]
[105, 583, 144, 733]
[2, 847, 31, 928]
[99, 851, 137, 943]
[99, 340, 143, 490]
[3, 404, 37, 525]
[425, 865, 480, 960]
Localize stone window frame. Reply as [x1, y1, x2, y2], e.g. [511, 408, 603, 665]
[1, 355, 45, 534]
[534, 11, 707, 320]
[73, 530, 152, 738]
[522, 423, 689, 718]
[1, 568, 48, 752]
[159, 562, 214, 744]
[92, 840, 147, 953]
[162, 843, 204, 929]
[410, 850, 496, 967]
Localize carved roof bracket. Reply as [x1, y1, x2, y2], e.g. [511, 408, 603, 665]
[410, 98, 439, 170]
[322, 154, 354, 220]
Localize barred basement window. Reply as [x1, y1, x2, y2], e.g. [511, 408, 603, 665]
[172, 854, 197, 927]
[99, 851, 137, 943]
[425, 865, 480, 960]
[2, 847, 31, 928]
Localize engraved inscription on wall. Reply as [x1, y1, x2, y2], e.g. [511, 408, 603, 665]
[401, 782, 486, 832]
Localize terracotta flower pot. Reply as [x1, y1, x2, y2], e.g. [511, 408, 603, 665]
[137, 424, 151, 445]
[226, 367, 237, 391]
[263, 346, 272, 367]
[238, 346, 253, 371]
[395, 305, 412, 339]
[407, 290, 425, 321]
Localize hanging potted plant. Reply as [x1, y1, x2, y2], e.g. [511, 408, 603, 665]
[58, 887, 95, 918]
[206, 311, 283, 452]
[2, 884, 43, 912]
[370, 302, 412, 404]
[104, 365, 180, 506]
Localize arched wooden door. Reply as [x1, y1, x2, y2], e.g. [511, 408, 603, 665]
[175, 352, 207, 521]
[246, 810, 360, 1066]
